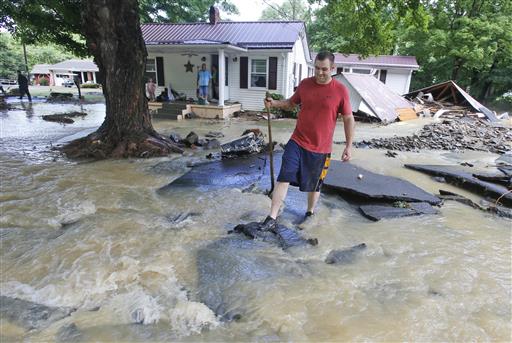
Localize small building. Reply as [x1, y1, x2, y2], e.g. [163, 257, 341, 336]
[32, 60, 99, 86]
[141, 6, 311, 111]
[316, 53, 419, 95]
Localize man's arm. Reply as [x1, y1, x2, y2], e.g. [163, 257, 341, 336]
[264, 97, 297, 111]
[341, 113, 355, 161]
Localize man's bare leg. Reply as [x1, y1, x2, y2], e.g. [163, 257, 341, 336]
[269, 181, 290, 219]
[307, 191, 321, 214]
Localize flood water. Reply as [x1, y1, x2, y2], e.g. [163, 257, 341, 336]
[1, 101, 510, 342]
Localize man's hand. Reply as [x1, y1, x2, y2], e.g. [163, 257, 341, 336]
[341, 114, 355, 161]
[342, 146, 352, 161]
[264, 97, 273, 110]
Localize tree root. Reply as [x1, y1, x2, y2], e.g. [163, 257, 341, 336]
[61, 132, 183, 159]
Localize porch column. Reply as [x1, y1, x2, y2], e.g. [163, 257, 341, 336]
[218, 48, 225, 106]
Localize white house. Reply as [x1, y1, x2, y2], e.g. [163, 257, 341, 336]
[141, 7, 311, 111]
[311, 53, 419, 95]
[31, 60, 99, 86]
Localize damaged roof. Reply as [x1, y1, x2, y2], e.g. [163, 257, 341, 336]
[404, 80, 498, 122]
[335, 73, 414, 123]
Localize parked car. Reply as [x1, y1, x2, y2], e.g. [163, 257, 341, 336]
[62, 79, 74, 87]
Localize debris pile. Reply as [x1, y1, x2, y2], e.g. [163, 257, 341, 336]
[220, 129, 265, 158]
[355, 118, 511, 154]
[42, 111, 87, 124]
[168, 131, 221, 150]
[47, 92, 75, 102]
[405, 80, 499, 122]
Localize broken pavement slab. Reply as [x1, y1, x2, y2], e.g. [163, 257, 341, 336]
[196, 236, 314, 320]
[323, 161, 442, 205]
[439, 190, 512, 219]
[405, 164, 512, 207]
[359, 202, 439, 221]
[162, 154, 442, 221]
[162, 151, 274, 189]
[472, 171, 511, 187]
[325, 243, 367, 265]
[0, 296, 76, 330]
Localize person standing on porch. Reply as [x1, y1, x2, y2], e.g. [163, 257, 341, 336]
[146, 78, 156, 101]
[197, 63, 211, 104]
[260, 51, 354, 230]
[211, 65, 219, 99]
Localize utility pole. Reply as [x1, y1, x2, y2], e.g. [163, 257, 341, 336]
[22, 42, 29, 75]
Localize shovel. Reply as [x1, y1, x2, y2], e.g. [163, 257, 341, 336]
[265, 91, 275, 196]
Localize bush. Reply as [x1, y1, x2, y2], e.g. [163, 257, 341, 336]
[489, 91, 512, 112]
[81, 83, 101, 88]
[39, 77, 49, 86]
[263, 92, 299, 118]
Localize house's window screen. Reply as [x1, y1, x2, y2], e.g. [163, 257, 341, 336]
[250, 59, 267, 87]
[145, 58, 157, 82]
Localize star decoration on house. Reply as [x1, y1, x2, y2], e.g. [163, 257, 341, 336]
[184, 60, 194, 72]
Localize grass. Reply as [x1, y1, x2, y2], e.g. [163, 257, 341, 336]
[5, 85, 105, 102]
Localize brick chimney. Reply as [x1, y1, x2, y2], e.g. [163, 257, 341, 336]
[209, 6, 220, 25]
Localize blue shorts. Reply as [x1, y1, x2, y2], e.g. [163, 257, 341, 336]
[199, 86, 208, 97]
[277, 139, 331, 192]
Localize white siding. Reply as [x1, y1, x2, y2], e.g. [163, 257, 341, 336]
[288, 38, 309, 97]
[229, 52, 287, 111]
[385, 69, 411, 95]
[334, 63, 414, 95]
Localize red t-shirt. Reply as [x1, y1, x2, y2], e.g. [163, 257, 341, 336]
[290, 77, 352, 153]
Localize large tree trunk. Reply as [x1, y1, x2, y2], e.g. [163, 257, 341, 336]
[62, 0, 182, 159]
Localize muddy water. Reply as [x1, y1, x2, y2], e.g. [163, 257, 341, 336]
[1, 102, 510, 341]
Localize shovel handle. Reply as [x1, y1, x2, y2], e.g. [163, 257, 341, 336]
[265, 91, 275, 195]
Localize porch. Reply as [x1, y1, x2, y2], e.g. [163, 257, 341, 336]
[146, 43, 246, 108]
[149, 101, 242, 120]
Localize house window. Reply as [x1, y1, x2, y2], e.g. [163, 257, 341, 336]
[379, 69, 387, 83]
[343, 67, 350, 72]
[352, 68, 371, 74]
[145, 58, 157, 83]
[250, 59, 267, 88]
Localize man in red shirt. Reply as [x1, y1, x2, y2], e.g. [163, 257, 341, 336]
[261, 51, 354, 229]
